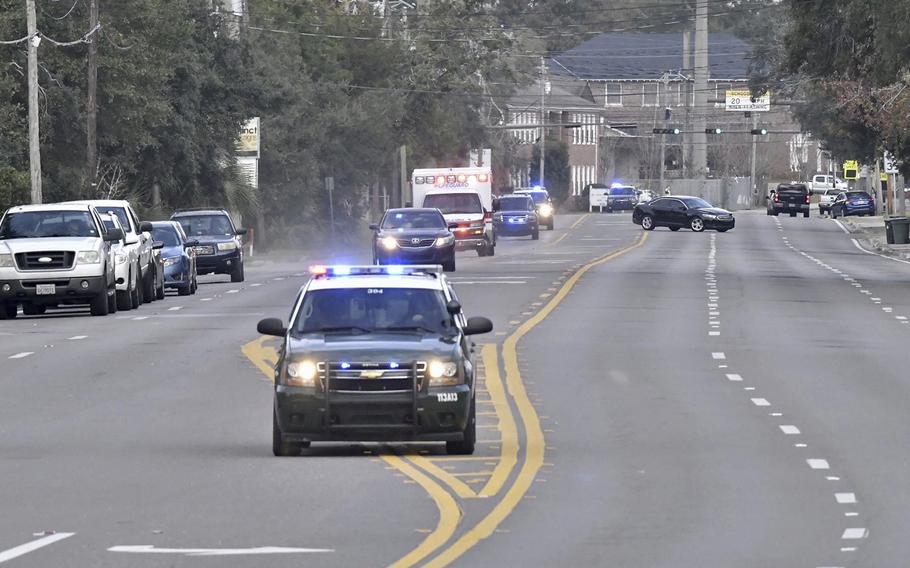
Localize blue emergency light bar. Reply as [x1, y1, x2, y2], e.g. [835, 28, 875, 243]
[309, 265, 442, 278]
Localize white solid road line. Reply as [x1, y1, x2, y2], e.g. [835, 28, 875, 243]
[67, 335, 87, 340]
[835, 493, 857, 504]
[0, 532, 75, 563]
[107, 545, 333, 556]
[851, 238, 910, 265]
[833, 219, 852, 234]
[8, 352, 33, 359]
[807, 459, 831, 470]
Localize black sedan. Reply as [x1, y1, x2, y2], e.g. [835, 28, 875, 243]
[370, 208, 457, 271]
[493, 195, 539, 240]
[632, 196, 735, 232]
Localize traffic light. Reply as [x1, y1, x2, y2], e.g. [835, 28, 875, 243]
[652, 127, 681, 135]
[750, 128, 769, 135]
[706, 127, 723, 134]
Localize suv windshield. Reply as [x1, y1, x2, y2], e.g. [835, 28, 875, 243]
[151, 226, 181, 247]
[295, 288, 454, 335]
[0, 210, 99, 239]
[517, 191, 548, 204]
[176, 214, 234, 237]
[423, 193, 483, 214]
[382, 211, 446, 230]
[498, 197, 533, 211]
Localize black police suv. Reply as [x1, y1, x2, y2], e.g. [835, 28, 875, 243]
[257, 265, 494, 456]
[632, 195, 735, 232]
[170, 209, 247, 282]
[493, 195, 539, 240]
[371, 208, 457, 272]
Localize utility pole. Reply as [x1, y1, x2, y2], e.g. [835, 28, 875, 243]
[749, 113, 757, 204]
[86, 0, 99, 195]
[26, 0, 42, 203]
[658, 73, 672, 194]
[399, 145, 408, 207]
[692, 0, 708, 179]
[539, 56, 547, 187]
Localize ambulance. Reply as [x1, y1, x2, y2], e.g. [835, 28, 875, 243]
[411, 167, 495, 257]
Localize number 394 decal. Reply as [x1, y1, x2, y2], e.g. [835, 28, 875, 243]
[436, 393, 458, 403]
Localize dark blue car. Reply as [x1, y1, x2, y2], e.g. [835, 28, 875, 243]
[493, 195, 539, 240]
[831, 191, 875, 218]
[150, 221, 198, 295]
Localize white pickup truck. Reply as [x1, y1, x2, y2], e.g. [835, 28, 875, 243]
[0, 203, 121, 318]
[810, 174, 847, 195]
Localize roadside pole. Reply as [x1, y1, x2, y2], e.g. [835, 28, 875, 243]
[873, 160, 884, 216]
[26, 0, 42, 203]
[898, 174, 906, 215]
[539, 56, 546, 187]
[749, 113, 757, 206]
[325, 176, 336, 242]
[399, 145, 408, 207]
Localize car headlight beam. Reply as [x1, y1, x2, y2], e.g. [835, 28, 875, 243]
[217, 242, 238, 252]
[380, 236, 399, 251]
[286, 360, 317, 387]
[435, 235, 455, 247]
[428, 360, 459, 386]
[539, 204, 553, 216]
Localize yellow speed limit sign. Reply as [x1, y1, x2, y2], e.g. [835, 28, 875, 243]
[843, 160, 859, 180]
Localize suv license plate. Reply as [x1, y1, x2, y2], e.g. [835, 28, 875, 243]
[36, 284, 56, 295]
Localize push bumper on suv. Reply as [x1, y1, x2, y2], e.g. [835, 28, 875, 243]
[493, 219, 537, 236]
[275, 384, 471, 442]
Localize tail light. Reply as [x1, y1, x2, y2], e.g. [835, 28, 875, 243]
[483, 211, 492, 222]
[774, 194, 780, 203]
[805, 194, 810, 204]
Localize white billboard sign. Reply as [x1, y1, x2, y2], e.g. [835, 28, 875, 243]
[725, 90, 770, 112]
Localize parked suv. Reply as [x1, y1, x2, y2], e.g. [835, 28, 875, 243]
[171, 209, 247, 282]
[68, 199, 158, 306]
[0, 204, 121, 318]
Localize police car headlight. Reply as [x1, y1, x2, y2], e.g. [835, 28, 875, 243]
[539, 204, 553, 216]
[428, 360, 459, 386]
[217, 242, 238, 252]
[435, 235, 455, 247]
[115, 253, 128, 265]
[76, 250, 101, 264]
[380, 236, 398, 250]
[287, 360, 317, 387]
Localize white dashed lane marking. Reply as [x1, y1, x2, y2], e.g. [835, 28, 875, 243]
[750, 398, 770, 407]
[8, 352, 33, 359]
[132, 316, 149, 321]
[835, 493, 857, 504]
[807, 459, 830, 470]
[726, 374, 742, 381]
[67, 335, 87, 341]
[712, 352, 726, 360]
[779, 425, 801, 435]
[841, 528, 868, 540]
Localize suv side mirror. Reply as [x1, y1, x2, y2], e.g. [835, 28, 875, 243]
[138, 221, 153, 233]
[103, 228, 124, 242]
[463, 316, 493, 336]
[257, 318, 288, 337]
[235, 228, 248, 236]
[369, 223, 380, 231]
[446, 300, 462, 315]
[184, 239, 199, 248]
[152, 241, 165, 250]
[447, 222, 458, 230]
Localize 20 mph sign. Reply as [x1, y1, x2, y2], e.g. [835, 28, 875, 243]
[725, 90, 770, 112]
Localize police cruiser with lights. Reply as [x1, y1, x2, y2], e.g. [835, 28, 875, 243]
[257, 265, 494, 456]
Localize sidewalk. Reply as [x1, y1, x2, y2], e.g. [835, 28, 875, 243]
[839, 214, 910, 260]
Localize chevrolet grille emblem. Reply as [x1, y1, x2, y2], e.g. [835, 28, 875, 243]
[360, 370, 384, 379]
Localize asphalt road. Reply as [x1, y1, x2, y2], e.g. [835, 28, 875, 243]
[1, 209, 906, 566]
